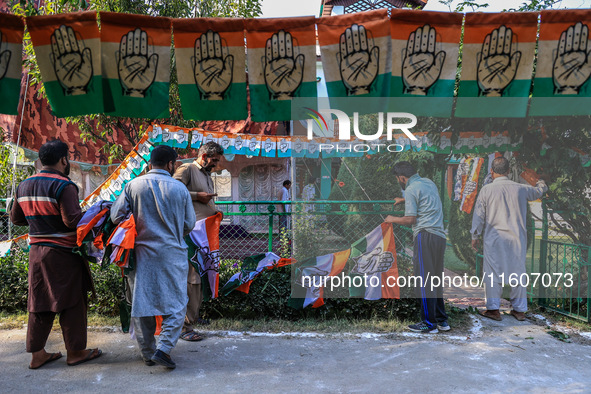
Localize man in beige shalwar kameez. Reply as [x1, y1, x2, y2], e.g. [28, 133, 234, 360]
[471, 157, 547, 321]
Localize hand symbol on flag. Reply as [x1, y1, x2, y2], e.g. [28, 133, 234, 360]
[193, 30, 234, 100]
[264, 30, 305, 100]
[477, 25, 521, 97]
[553, 22, 591, 95]
[402, 25, 446, 95]
[0, 31, 12, 80]
[50, 25, 93, 95]
[337, 24, 379, 96]
[117, 28, 158, 98]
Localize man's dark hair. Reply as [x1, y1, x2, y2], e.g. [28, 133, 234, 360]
[198, 141, 224, 157]
[151, 145, 178, 167]
[491, 157, 510, 175]
[393, 161, 417, 178]
[39, 140, 69, 166]
[283, 180, 292, 187]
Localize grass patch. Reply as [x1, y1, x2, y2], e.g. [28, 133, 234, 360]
[0, 312, 120, 330]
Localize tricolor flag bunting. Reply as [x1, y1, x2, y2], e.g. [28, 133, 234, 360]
[456, 12, 538, 118]
[349, 223, 399, 300]
[100, 12, 171, 118]
[173, 18, 248, 120]
[388, 10, 463, 117]
[289, 249, 351, 309]
[530, 10, 591, 116]
[317, 9, 391, 114]
[221, 252, 294, 295]
[0, 14, 24, 115]
[186, 212, 222, 300]
[26, 12, 103, 117]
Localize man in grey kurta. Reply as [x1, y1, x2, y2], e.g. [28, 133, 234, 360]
[111, 146, 196, 368]
[471, 157, 547, 321]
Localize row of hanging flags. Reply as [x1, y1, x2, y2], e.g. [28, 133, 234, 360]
[4, 9, 591, 118]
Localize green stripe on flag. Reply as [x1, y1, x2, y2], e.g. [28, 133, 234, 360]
[44, 76, 104, 117]
[0, 78, 21, 115]
[250, 81, 317, 122]
[103, 79, 169, 118]
[178, 82, 248, 121]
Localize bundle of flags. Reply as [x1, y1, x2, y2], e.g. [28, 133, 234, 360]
[106, 213, 137, 271]
[289, 223, 399, 309]
[76, 200, 114, 264]
[185, 212, 223, 300]
[221, 252, 295, 296]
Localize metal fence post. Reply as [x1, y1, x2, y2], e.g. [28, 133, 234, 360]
[539, 199, 549, 306]
[267, 204, 275, 253]
[587, 245, 591, 323]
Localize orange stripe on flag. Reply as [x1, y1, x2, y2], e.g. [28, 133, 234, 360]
[463, 12, 539, 44]
[172, 18, 245, 48]
[26, 11, 99, 46]
[329, 249, 351, 276]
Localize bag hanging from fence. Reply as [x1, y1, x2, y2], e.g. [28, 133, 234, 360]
[245, 16, 318, 122]
[173, 18, 247, 121]
[27, 11, 104, 117]
[0, 14, 24, 115]
[100, 12, 171, 119]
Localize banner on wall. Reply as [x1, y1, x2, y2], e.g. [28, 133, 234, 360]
[173, 18, 248, 121]
[530, 9, 591, 116]
[455, 12, 538, 118]
[246, 16, 318, 121]
[388, 10, 463, 118]
[100, 12, 171, 118]
[0, 13, 24, 115]
[27, 12, 103, 117]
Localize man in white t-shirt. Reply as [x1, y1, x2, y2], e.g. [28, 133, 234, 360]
[277, 180, 291, 230]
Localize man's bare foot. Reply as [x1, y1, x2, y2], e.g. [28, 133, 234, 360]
[30, 349, 62, 369]
[67, 348, 102, 366]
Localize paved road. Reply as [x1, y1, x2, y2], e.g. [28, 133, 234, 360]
[1, 315, 590, 393]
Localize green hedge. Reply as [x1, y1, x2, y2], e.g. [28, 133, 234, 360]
[0, 252, 421, 321]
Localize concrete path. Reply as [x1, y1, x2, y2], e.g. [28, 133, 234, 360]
[1, 314, 590, 393]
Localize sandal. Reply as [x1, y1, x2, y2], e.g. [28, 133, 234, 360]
[180, 331, 204, 341]
[29, 352, 62, 370]
[67, 348, 103, 366]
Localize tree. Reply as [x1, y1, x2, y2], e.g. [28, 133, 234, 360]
[12, 0, 262, 161]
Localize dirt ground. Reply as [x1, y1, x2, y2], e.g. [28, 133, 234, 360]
[1, 312, 590, 393]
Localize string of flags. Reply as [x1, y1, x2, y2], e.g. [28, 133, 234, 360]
[3, 9, 591, 119]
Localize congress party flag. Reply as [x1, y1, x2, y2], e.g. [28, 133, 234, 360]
[260, 136, 277, 157]
[317, 9, 391, 113]
[26, 12, 103, 117]
[173, 18, 247, 120]
[456, 12, 538, 118]
[0, 14, 24, 115]
[388, 10, 463, 117]
[245, 16, 317, 122]
[349, 223, 399, 300]
[277, 137, 292, 158]
[231, 134, 247, 155]
[186, 212, 222, 300]
[289, 249, 351, 309]
[100, 12, 171, 118]
[221, 252, 293, 295]
[530, 10, 591, 116]
[161, 126, 189, 148]
[291, 137, 308, 158]
[190, 129, 204, 149]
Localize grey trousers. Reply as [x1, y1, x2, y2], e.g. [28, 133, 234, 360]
[485, 281, 528, 312]
[132, 306, 186, 359]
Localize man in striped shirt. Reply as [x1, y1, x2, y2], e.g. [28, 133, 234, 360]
[10, 140, 102, 369]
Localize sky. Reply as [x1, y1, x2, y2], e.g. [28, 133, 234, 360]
[260, 0, 591, 18]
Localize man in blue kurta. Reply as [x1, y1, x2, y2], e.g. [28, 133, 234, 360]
[111, 145, 196, 369]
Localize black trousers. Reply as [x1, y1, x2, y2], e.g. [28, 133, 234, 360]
[413, 230, 448, 328]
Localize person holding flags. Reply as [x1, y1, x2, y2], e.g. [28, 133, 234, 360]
[385, 161, 449, 334]
[173, 141, 224, 341]
[111, 145, 195, 369]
